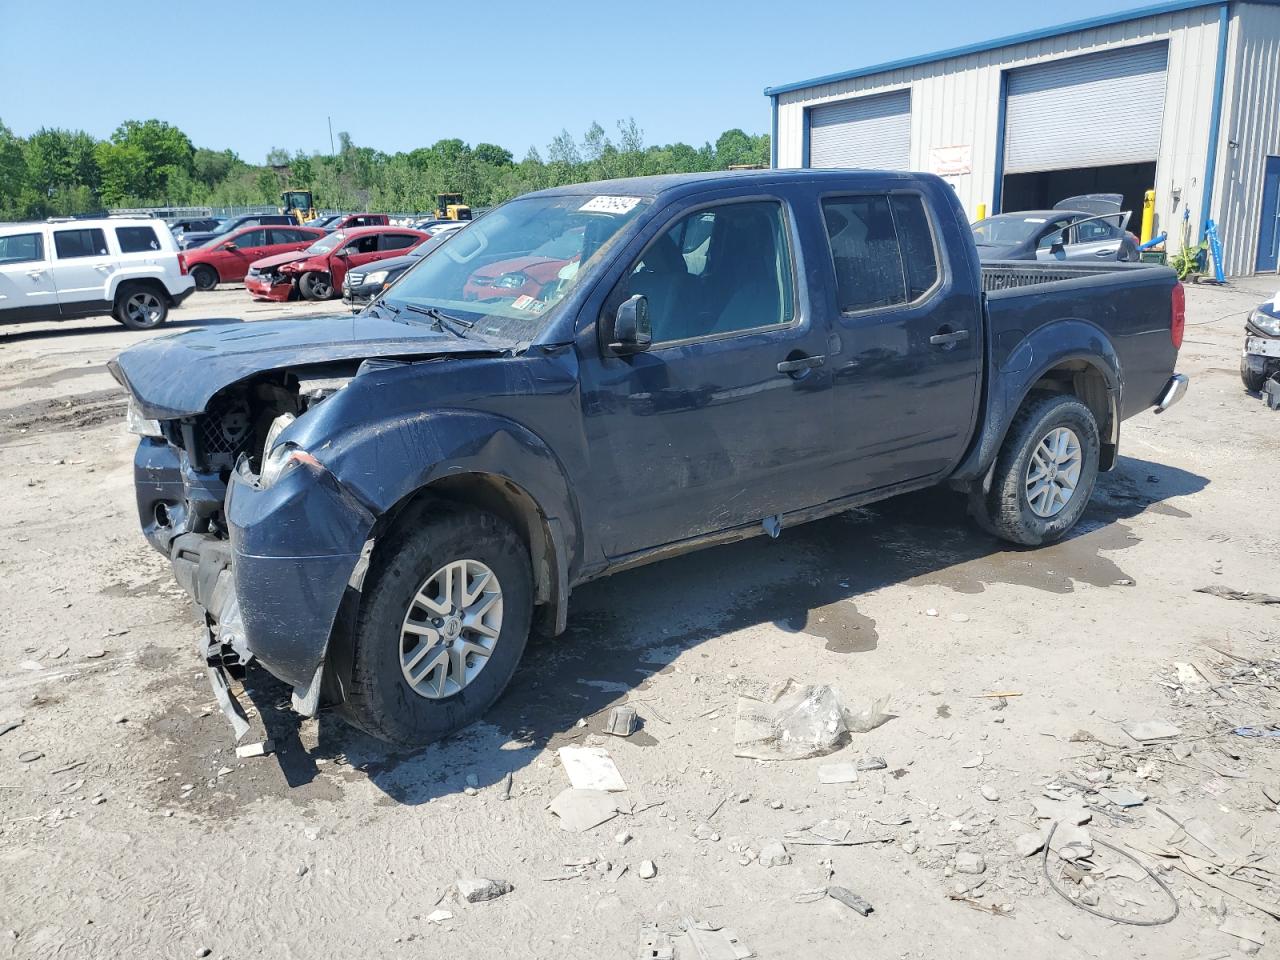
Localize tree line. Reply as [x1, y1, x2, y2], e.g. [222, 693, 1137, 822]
[0, 118, 770, 219]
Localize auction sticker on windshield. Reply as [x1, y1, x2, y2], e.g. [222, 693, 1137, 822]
[579, 196, 642, 215]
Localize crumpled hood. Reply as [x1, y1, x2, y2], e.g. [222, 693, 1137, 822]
[108, 314, 504, 419]
[250, 250, 312, 272]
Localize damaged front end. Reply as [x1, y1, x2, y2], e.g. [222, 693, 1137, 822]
[245, 264, 296, 301]
[126, 368, 373, 737]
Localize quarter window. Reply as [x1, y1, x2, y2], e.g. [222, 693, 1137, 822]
[53, 228, 108, 259]
[380, 233, 418, 251]
[628, 200, 795, 343]
[234, 230, 266, 248]
[115, 226, 162, 253]
[0, 232, 44, 264]
[822, 194, 940, 312]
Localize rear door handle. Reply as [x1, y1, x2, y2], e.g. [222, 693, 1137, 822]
[777, 355, 825, 374]
[1094, 248, 1117, 257]
[930, 329, 970, 346]
[26, 270, 43, 278]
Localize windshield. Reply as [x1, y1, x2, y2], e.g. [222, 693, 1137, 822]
[305, 232, 346, 254]
[971, 215, 1048, 246]
[382, 194, 650, 342]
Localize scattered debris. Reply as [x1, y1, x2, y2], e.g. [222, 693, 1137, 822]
[979, 785, 999, 802]
[1232, 726, 1280, 739]
[949, 613, 970, 623]
[817, 761, 859, 784]
[548, 788, 621, 833]
[558, 746, 627, 791]
[733, 681, 848, 760]
[1120, 719, 1181, 742]
[604, 704, 638, 737]
[826, 886, 873, 916]
[84, 649, 106, 659]
[1219, 915, 1267, 953]
[500, 771, 513, 800]
[638, 860, 657, 880]
[1042, 822, 1178, 925]
[454, 878, 512, 903]
[615, 830, 632, 845]
[785, 819, 892, 847]
[960, 754, 983, 769]
[0, 719, 23, 738]
[17, 751, 42, 763]
[954, 852, 985, 875]
[844, 694, 892, 734]
[670, 919, 752, 959]
[426, 909, 453, 925]
[1097, 786, 1146, 807]
[1014, 832, 1045, 858]
[856, 756, 887, 771]
[758, 841, 791, 868]
[235, 740, 273, 759]
[1195, 585, 1280, 605]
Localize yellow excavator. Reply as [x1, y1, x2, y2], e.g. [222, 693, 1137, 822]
[434, 193, 472, 221]
[280, 190, 317, 224]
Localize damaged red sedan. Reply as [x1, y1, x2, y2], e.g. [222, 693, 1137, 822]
[245, 226, 428, 301]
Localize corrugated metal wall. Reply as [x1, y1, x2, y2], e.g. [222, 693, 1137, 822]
[1217, 3, 1280, 275]
[775, 5, 1227, 267]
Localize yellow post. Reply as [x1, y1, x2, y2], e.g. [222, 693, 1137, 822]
[1140, 189, 1156, 244]
[975, 203, 988, 222]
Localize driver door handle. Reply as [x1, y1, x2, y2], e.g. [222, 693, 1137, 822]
[930, 329, 970, 346]
[777, 355, 825, 374]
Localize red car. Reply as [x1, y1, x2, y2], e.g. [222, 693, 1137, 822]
[317, 213, 390, 232]
[181, 225, 326, 290]
[461, 227, 583, 303]
[245, 227, 428, 301]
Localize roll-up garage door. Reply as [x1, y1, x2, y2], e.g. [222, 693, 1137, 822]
[1003, 42, 1168, 174]
[808, 89, 911, 170]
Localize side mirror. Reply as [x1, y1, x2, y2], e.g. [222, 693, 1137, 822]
[609, 294, 652, 355]
[222, 242, 238, 251]
[1051, 228, 1070, 252]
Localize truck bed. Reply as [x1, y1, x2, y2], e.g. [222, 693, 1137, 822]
[980, 260, 1164, 292]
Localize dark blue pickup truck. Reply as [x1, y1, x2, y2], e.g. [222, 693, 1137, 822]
[111, 170, 1188, 746]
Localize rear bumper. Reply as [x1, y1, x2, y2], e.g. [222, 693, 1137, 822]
[1154, 373, 1188, 413]
[170, 281, 197, 307]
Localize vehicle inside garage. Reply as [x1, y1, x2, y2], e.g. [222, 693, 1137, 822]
[1001, 161, 1157, 220]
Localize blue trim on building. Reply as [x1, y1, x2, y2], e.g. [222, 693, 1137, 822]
[763, 0, 1262, 96]
[1199, 2, 1230, 242]
[770, 95, 778, 169]
[800, 107, 811, 168]
[992, 71, 1009, 214]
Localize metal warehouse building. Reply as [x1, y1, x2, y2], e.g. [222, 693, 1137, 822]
[766, 0, 1280, 275]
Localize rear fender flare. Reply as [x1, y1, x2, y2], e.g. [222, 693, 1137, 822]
[954, 318, 1122, 484]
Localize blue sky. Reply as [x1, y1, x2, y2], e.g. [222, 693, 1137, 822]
[1, 0, 1141, 160]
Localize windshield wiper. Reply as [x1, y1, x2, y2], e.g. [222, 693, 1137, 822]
[404, 303, 474, 338]
[361, 298, 402, 321]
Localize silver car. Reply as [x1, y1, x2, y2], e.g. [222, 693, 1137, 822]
[973, 194, 1139, 263]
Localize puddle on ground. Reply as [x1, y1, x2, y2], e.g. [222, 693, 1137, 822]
[774, 599, 878, 653]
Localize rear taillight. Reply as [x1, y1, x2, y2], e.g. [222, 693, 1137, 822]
[1171, 281, 1185, 350]
[178, 253, 187, 275]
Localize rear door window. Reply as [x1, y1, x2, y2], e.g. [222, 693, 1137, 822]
[115, 225, 162, 253]
[821, 194, 940, 312]
[379, 232, 419, 251]
[0, 232, 45, 264]
[53, 228, 109, 259]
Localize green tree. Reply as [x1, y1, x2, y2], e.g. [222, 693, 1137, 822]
[474, 143, 514, 167]
[0, 120, 27, 217]
[713, 128, 759, 168]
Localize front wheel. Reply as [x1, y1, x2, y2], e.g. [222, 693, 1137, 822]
[338, 504, 533, 746]
[1241, 356, 1269, 393]
[114, 285, 169, 330]
[298, 271, 333, 301]
[969, 393, 1100, 546]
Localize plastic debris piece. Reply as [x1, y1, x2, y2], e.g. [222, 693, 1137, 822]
[17, 751, 43, 763]
[1232, 727, 1280, 739]
[733, 680, 848, 760]
[827, 886, 873, 916]
[1098, 786, 1147, 807]
[427, 909, 453, 924]
[235, 740, 274, 759]
[454, 878, 512, 903]
[758, 841, 791, 867]
[1195, 585, 1280, 605]
[558, 746, 627, 791]
[548, 788, 621, 833]
[605, 704, 639, 737]
[844, 694, 892, 734]
[672, 919, 752, 959]
[0, 719, 23, 738]
[856, 756, 887, 771]
[817, 761, 859, 784]
[1122, 719, 1181, 742]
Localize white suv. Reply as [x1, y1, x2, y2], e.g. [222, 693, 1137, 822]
[0, 217, 195, 330]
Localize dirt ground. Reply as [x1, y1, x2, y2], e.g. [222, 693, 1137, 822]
[1, 278, 1278, 960]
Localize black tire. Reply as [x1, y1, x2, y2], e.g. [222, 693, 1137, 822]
[191, 265, 218, 291]
[968, 393, 1100, 546]
[1240, 357, 1268, 394]
[113, 283, 169, 330]
[338, 503, 533, 746]
[298, 271, 333, 301]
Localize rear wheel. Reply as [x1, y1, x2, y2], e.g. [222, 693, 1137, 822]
[338, 504, 533, 746]
[968, 393, 1100, 546]
[299, 271, 333, 301]
[191, 265, 218, 291]
[114, 284, 169, 330]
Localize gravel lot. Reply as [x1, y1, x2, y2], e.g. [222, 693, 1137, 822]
[1, 279, 1278, 959]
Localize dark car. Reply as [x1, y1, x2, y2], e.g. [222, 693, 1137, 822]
[973, 195, 1139, 262]
[170, 217, 224, 235]
[1241, 289, 1280, 394]
[321, 213, 390, 233]
[179, 213, 299, 249]
[111, 170, 1187, 748]
[341, 232, 449, 304]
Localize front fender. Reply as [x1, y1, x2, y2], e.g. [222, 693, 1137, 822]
[953, 318, 1122, 482]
